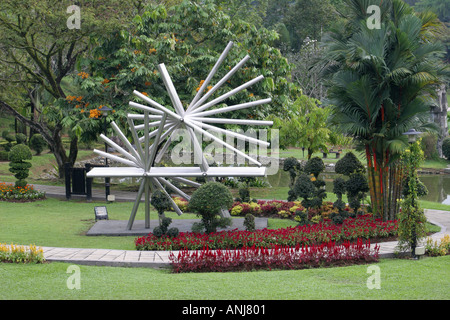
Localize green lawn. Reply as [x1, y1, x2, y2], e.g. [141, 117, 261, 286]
[1, 143, 449, 300]
[0, 191, 448, 301]
[1, 256, 449, 300]
[1, 195, 447, 251]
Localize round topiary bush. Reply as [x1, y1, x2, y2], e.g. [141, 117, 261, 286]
[29, 134, 47, 155]
[442, 137, 450, 160]
[335, 152, 365, 176]
[8, 144, 32, 188]
[15, 133, 27, 145]
[188, 181, 233, 233]
[151, 189, 171, 218]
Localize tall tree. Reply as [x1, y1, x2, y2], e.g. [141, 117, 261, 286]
[322, 0, 448, 220]
[73, 0, 300, 137]
[0, 0, 131, 178]
[270, 95, 332, 159]
[284, 0, 335, 49]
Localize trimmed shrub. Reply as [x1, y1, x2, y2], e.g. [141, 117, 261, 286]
[244, 214, 256, 232]
[442, 137, 450, 160]
[29, 134, 47, 155]
[2, 130, 14, 151]
[283, 156, 302, 187]
[335, 152, 364, 176]
[15, 133, 27, 144]
[151, 189, 171, 220]
[188, 181, 233, 233]
[304, 156, 325, 177]
[153, 217, 179, 238]
[8, 144, 32, 188]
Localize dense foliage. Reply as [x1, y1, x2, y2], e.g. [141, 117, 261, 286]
[188, 181, 234, 233]
[322, 0, 448, 221]
[74, 0, 300, 143]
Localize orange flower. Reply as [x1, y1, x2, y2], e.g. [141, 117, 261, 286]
[149, 48, 157, 54]
[142, 92, 149, 97]
[145, 81, 152, 86]
[89, 109, 102, 119]
[77, 72, 89, 79]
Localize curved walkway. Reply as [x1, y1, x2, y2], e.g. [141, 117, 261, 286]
[7, 183, 450, 268]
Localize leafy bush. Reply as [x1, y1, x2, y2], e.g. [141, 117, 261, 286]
[15, 133, 27, 144]
[238, 186, 250, 203]
[420, 133, 438, 160]
[29, 134, 47, 155]
[151, 189, 171, 221]
[2, 130, 14, 151]
[188, 181, 233, 233]
[335, 152, 364, 176]
[425, 235, 450, 257]
[334, 152, 369, 213]
[172, 197, 189, 212]
[152, 217, 179, 238]
[8, 144, 32, 188]
[244, 214, 256, 232]
[0, 150, 8, 161]
[283, 157, 302, 187]
[294, 209, 309, 226]
[288, 157, 326, 207]
[304, 156, 325, 177]
[442, 137, 450, 160]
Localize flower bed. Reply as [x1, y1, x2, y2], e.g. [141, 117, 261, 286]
[0, 243, 45, 264]
[169, 239, 380, 273]
[135, 215, 398, 251]
[230, 200, 364, 221]
[0, 183, 46, 202]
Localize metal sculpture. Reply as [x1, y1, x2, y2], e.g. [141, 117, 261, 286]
[87, 41, 273, 230]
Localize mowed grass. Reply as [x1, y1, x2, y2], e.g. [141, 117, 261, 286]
[0, 256, 449, 300]
[1, 195, 447, 250]
[0, 197, 194, 250]
[0, 186, 449, 300]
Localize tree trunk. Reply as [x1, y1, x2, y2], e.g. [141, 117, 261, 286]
[0, 99, 76, 179]
[365, 145, 405, 221]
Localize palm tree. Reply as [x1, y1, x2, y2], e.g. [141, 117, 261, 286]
[321, 0, 448, 221]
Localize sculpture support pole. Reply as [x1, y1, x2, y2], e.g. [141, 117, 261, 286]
[145, 177, 150, 228]
[144, 111, 151, 228]
[127, 179, 146, 230]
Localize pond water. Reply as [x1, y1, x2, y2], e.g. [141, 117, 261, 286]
[266, 169, 450, 204]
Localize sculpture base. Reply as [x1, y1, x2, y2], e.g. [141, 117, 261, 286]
[86, 217, 268, 236]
